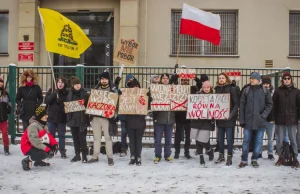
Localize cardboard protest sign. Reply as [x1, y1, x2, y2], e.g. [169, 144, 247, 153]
[86, 89, 118, 118]
[187, 94, 230, 120]
[64, 100, 85, 113]
[118, 88, 149, 115]
[113, 38, 139, 65]
[176, 68, 196, 79]
[150, 84, 190, 111]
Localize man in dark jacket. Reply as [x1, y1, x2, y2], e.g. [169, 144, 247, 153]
[238, 72, 273, 168]
[273, 72, 300, 168]
[153, 73, 176, 164]
[45, 77, 69, 159]
[87, 71, 121, 166]
[174, 77, 192, 159]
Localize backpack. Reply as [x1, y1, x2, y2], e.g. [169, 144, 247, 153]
[280, 142, 294, 166]
[113, 141, 122, 154]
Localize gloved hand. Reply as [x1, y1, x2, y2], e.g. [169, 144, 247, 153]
[47, 150, 55, 159]
[114, 76, 122, 86]
[147, 91, 151, 97]
[52, 144, 59, 155]
[194, 77, 200, 84]
[118, 90, 122, 95]
[170, 74, 179, 84]
[240, 123, 245, 128]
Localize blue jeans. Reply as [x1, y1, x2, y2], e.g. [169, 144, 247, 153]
[154, 124, 174, 158]
[120, 121, 128, 150]
[218, 127, 233, 155]
[47, 122, 66, 152]
[265, 122, 275, 154]
[284, 129, 290, 142]
[242, 128, 265, 162]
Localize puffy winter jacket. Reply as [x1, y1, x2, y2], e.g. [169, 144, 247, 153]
[20, 118, 57, 155]
[45, 89, 69, 123]
[273, 85, 300, 125]
[0, 92, 11, 122]
[239, 84, 273, 129]
[153, 111, 175, 125]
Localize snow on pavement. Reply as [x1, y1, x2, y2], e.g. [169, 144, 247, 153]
[0, 145, 299, 194]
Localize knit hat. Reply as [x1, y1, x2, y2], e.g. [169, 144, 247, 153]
[262, 76, 271, 85]
[100, 71, 110, 80]
[202, 81, 213, 88]
[250, 72, 261, 81]
[180, 65, 187, 69]
[71, 76, 81, 86]
[35, 106, 47, 121]
[150, 75, 159, 83]
[282, 71, 292, 80]
[127, 79, 140, 88]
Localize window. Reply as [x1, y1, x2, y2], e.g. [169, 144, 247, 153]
[171, 10, 238, 56]
[289, 11, 300, 57]
[0, 12, 8, 54]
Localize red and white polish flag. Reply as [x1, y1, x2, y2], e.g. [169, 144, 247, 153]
[180, 3, 221, 45]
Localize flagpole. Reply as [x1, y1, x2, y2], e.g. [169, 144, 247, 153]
[176, 34, 181, 65]
[37, 7, 57, 90]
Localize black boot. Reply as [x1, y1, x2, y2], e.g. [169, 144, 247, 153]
[174, 153, 179, 159]
[215, 153, 225, 164]
[200, 154, 205, 166]
[226, 155, 232, 166]
[34, 161, 50, 167]
[60, 149, 67, 159]
[207, 149, 214, 161]
[184, 152, 192, 159]
[70, 153, 81, 162]
[136, 157, 142, 166]
[82, 153, 88, 163]
[4, 146, 10, 156]
[22, 156, 32, 171]
[129, 156, 136, 165]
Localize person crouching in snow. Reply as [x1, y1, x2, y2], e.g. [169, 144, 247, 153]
[0, 76, 11, 155]
[190, 81, 215, 166]
[20, 106, 58, 171]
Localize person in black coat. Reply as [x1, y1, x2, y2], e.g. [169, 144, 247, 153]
[0, 76, 11, 155]
[44, 77, 69, 159]
[190, 81, 215, 166]
[16, 70, 43, 131]
[273, 72, 300, 168]
[66, 76, 90, 163]
[214, 72, 239, 166]
[125, 79, 147, 166]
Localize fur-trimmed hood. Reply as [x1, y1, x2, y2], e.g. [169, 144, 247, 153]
[19, 69, 38, 87]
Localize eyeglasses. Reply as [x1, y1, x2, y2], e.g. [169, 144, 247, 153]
[283, 77, 291, 80]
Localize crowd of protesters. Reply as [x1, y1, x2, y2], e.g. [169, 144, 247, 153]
[1, 67, 299, 171]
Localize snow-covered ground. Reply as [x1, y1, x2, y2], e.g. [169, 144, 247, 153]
[0, 145, 299, 194]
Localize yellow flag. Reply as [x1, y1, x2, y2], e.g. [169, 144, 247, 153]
[38, 8, 92, 58]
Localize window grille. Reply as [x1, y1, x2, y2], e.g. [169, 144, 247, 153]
[171, 10, 238, 56]
[0, 12, 8, 54]
[289, 11, 300, 57]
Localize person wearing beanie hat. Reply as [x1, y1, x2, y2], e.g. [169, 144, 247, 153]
[153, 73, 175, 164]
[190, 80, 215, 166]
[16, 69, 43, 132]
[262, 76, 271, 85]
[273, 71, 300, 168]
[150, 75, 159, 84]
[0, 76, 11, 155]
[87, 70, 119, 166]
[238, 72, 273, 168]
[20, 106, 58, 171]
[214, 72, 238, 166]
[66, 76, 90, 163]
[45, 77, 69, 159]
[194, 74, 209, 90]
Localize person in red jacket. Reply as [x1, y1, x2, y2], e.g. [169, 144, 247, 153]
[21, 106, 58, 171]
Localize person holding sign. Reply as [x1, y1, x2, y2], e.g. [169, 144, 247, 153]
[190, 81, 215, 166]
[153, 73, 176, 164]
[214, 72, 239, 166]
[65, 76, 90, 163]
[238, 72, 273, 168]
[87, 71, 121, 166]
[125, 79, 147, 166]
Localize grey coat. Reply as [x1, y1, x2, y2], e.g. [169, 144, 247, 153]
[239, 85, 273, 130]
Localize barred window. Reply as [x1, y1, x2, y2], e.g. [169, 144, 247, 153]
[171, 10, 238, 56]
[289, 11, 300, 57]
[0, 12, 8, 54]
